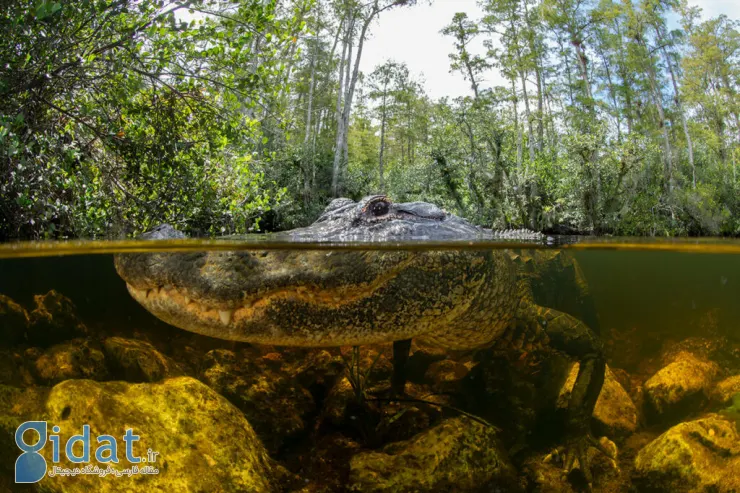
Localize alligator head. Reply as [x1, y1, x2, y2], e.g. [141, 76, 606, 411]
[114, 196, 522, 347]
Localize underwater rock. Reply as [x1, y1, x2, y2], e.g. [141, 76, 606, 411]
[199, 348, 315, 455]
[34, 338, 109, 384]
[289, 348, 345, 396]
[0, 384, 51, 474]
[348, 416, 519, 492]
[633, 414, 740, 492]
[558, 363, 638, 437]
[711, 375, 740, 405]
[351, 346, 394, 384]
[644, 351, 720, 422]
[718, 393, 740, 425]
[660, 336, 733, 368]
[320, 375, 359, 430]
[103, 336, 183, 382]
[521, 457, 577, 493]
[295, 433, 364, 492]
[26, 290, 88, 346]
[32, 376, 278, 492]
[0, 349, 35, 387]
[405, 345, 448, 383]
[0, 294, 29, 345]
[425, 358, 471, 393]
[319, 372, 442, 447]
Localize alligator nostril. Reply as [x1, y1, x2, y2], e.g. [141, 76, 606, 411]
[61, 406, 71, 419]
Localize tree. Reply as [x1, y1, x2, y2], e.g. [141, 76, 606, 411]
[0, 0, 301, 238]
[329, 0, 417, 197]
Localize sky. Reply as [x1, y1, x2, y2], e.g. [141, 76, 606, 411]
[359, 0, 737, 100]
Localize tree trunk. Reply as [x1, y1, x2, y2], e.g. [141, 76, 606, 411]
[303, 35, 317, 205]
[332, 2, 380, 197]
[379, 93, 387, 193]
[522, 0, 544, 153]
[662, 46, 694, 188]
[642, 40, 674, 192]
[520, 69, 535, 165]
[511, 78, 523, 171]
[331, 14, 350, 197]
[614, 19, 633, 135]
[597, 44, 622, 144]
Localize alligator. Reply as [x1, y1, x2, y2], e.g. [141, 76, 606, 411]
[114, 195, 613, 486]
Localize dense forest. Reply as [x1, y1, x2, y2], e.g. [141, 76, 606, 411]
[0, 0, 738, 240]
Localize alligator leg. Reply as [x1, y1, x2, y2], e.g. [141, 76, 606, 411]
[518, 303, 616, 489]
[391, 338, 412, 395]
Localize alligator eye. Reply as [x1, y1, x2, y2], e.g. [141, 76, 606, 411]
[371, 200, 390, 217]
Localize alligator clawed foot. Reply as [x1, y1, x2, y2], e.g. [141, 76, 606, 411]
[543, 435, 618, 491]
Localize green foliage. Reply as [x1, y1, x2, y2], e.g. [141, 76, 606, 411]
[1, 0, 739, 239]
[0, 0, 303, 239]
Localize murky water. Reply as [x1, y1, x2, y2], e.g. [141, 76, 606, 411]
[0, 239, 738, 492]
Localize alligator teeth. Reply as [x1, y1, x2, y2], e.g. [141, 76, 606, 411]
[243, 301, 253, 309]
[219, 310, 233, 325]
[183, 296, 191, 305]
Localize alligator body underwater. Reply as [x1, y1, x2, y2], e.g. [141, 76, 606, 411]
[114, 195, 612, 485]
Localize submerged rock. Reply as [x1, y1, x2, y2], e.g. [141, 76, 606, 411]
[0, 349, 35, 387]
[26, 290, 88, 346]
[425, 358, 471, 393]
[349, 416, 519, 492]
[34, 338, 109, 384]
[558, 363, 638, 437]
[199, 348, 315, 455]
[633, 414, 740, 492]
[711, 375, 740, 405]
[103, 336, 182, 382]
[660, 336, 736, 369]
[644, 351, 719, 422]
[288, 348, 345, 396]
[0, 385, 50, 472]
[0, 294, 29, 345]
[39, 377, 277, 492]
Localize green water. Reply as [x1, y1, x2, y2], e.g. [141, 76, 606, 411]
[0, 239, 738, 492]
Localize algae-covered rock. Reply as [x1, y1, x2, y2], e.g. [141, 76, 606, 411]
[0, 294, 29, 345]
[38, 376, 277, 492]
[711, 375, 740, 405]
[33, 338, 109, 384]
[633, 414, 740, 492]
[294, 432, 364, 492]
[0, 384, 50, 475]
[103, 336, 182, 382]
[199, 348, 315, 455]
[644, 351, 719, 422]
[26, 290, 87, 346]
[718, 393, 740, 427]
[425, 358, 471, 393]
[0, 349, 35, 387]
[558, 363, 638, 437]
[349, 416, 518, 492]
[320, 375, 359, 429]
[287, 348, 345, 395]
